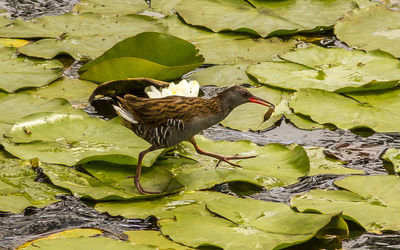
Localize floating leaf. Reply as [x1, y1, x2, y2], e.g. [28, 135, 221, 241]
[158, 136, 309, 190]
[124, 230, 190, 250]
[382, 148, 400, 174]
[150, 0, 182, 15]
[0, 13, 165, 60]
[289, 88, 400, 132]
[26, 78, 97, 107]
[307, 148, 364, 176]
[40, 162, 183, 200]
[0, 45, 63, 93]
[291, 175, 400, 231]
[176, 0, 355, 37]
[79, 32, 204, 82]
[73, 0, 148, 14]
[18, 228, 156, 250]
[186, 64, 257, 87]
[159, 195, 344, 249]
[160, 15, 297, 64]
[0, 38, 29, 47]
[3, 112, 162, 166]
[0, 159, 66, 213]
[335, 6, 400, 58]
[248, 47, 400, 93]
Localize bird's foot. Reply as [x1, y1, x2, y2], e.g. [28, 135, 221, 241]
[215, 155, 256, 168]
[131, 177, 161, 195]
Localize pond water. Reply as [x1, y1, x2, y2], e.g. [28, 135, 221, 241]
[1, 1, 400, 249]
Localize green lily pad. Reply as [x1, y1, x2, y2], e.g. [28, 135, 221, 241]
[382, 148, 400, 174]
[307, 148, 364, 176]
[186, 64, 257, 87]
[291, 175, 400, 231]
[124, 230, 191, 250]
[79, 32, 204, 82]
[0, 159, 66, 213]
[335, 6, 400, 58]
[0, 93, 76, 138]
[73, 0, 148, 14]
[26, 78, 97, 107]
[289, 88, 400, 132]
[160, 15, 297, 64]
[176, 0, 355, 37]
[40, 162, 183, 200]
[160, 195, 345, 250]
[95, 191, 229, 219]
[0, 45, 63, 93]
[150, 0, 182, 15]
[2, 112, 163, 166]
[18, 228, 156, 250]
[158, 136, 309, 190]
[247, 47, 400, 93]
[0, 13, 165, 60]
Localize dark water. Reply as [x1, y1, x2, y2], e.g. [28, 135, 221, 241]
[1, 1, 400, 249]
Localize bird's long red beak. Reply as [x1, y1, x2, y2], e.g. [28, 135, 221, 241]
[249, 96, 274, 108]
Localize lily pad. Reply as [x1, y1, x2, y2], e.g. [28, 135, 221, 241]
[335, 6, 400, 58]
[18, 228, 156, 250]
[2, 112, 163, 166]
[176, 0, 355, 37]
[124, 230, 191, 250]
[40, 162, 183, 200]
[160, 195, 345, 249]
[382, 148, 400, 174]
[247, 47, 400, 93]
[289, 88, 400, 132]
[186, 64, 257, 87]
[307, 147, 364, 176]
[95, 191, 229, 219]
[158, 136, 309, 190]
[0, 13, 165, 60]
[26, 78, 98, 107]
[79, 32, 204, 82]
[0, 45, 63, 93]
[0, 159, 66, 213]
[73, 0, 148, 14]
[160, 15, 297, 64]
[291, 175, 400, 231]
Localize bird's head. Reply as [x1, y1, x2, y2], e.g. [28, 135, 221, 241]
[218, 85, 274, 110]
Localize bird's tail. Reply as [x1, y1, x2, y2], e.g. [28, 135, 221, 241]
[112, 104, 138, 124]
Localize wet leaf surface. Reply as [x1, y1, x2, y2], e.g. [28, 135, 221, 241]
[124, 230, 191, 250]
[0, 45, 63, 93]
[176, 0, 355, 37]
[291, 175, 400, 231]
[79, 32, 204, 82]
[3, 112, 163, 166]
[248, 47, 400, 92]
[335, 6, 400, 58]
[73, 0, 148, 14]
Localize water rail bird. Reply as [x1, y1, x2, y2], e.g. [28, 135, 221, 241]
[113, 85, 274, 194]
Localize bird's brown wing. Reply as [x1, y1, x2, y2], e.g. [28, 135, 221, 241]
[117, 94, 219, 127]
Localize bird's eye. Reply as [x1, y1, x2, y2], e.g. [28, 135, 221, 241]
[242, 91, 248, 96]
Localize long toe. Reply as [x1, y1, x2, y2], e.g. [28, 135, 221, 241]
[225, 155, 257, 160]
[135, 178, 161, 195]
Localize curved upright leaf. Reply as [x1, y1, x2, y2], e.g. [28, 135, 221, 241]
[79, 32, 204, 82]
[335, 6, 400, 58]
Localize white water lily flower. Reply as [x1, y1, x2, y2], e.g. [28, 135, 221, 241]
[145, 79, 200, 98]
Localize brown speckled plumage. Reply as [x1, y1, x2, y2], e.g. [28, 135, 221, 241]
[114, 85, 274, 194]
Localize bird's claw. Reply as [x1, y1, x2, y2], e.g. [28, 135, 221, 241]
[133, 177, 161, 194]
[214, 155, 257, 168]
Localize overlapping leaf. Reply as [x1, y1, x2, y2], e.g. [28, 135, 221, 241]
[2, 112, 163, 166]
[335, 6, 400, 58]
[79, 32, 204, 82]
[0, 13, 165, 60]
[291, 175, 400, 231]
[289, 88, 400, 132]
[248, 47, 400, 92]
[177, 0, 355, 37]
[382, 148, 400, 174]
[73, 0, 148, 14]
[0, 45, 63, 93]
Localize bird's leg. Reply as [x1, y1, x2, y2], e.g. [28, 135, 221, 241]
[130, 146, 161, 195]
[188, 137, 256, 168]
